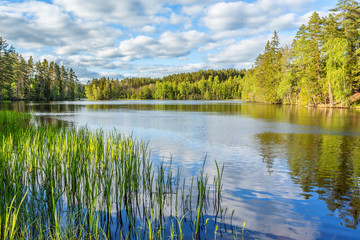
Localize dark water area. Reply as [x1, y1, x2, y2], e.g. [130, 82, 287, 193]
[1, 100, 360, 239]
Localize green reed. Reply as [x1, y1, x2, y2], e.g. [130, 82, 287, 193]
[0, 111, 241, 239]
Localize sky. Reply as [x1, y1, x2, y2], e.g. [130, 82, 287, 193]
[0, 0, 338, 82]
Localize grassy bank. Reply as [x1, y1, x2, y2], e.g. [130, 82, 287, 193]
[0, 111, 239, 239]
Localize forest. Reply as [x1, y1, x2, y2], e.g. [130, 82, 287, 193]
[85, 69, 245, 100]
[0, 37, 84, 101]
[1, 0, 359, 106]
[242, 0, 360, 107]
[85, 0, 360, 107]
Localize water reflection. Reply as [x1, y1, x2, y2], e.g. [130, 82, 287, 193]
[1, 100, 360, 239]
[0, 101, 82, 113]
[2, 101, 360, 135]
[255, 132, 360, 229]
[35, 115, 75, 128]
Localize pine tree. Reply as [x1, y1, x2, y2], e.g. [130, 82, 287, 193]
[54, 63, 61, 100]
[293, 17, 324, 106]
[257, 31, 282, 103]
[60, 66, 67, 100]
[13, 55, 28, 100]
[42, 59, 51, 101]
[26, 56, 34, 101]
[307, 12, 325, 101]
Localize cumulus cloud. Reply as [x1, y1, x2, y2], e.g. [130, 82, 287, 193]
[170, 13, 192, 29]
[207, 31, 299, 69]
[207, 36, 269, 66]
[53, 0, 168, 27]
[67, 55, 131, 69]
[0, 0, 333, 80]
[297, 10, 330, 26]
[141, 25, 157, 34]
[59, 56, 130, 82]
[98, 71, 125, 79]
[182, 5, 204, 16]
[198, 39, 236, 52]
[202, 0, 317, 37]
[100, 30, 210, 60]
[126, 62, 210, 78]
[0, 1, 121, 55]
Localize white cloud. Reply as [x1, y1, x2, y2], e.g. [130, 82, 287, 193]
[207, 36, 269, 66]
[202, 0, 317, 36]
[202, 1, 282, 32]
[268, 13, 297, 31]
[98, 71, 124, 79]
[178, 57, 188, 61]
[127, 62, 210, 78]
[53, 0, 168, 27]
[170, 13, 192, 29]
[0, 0, 334, 81]
[101, 31, 210, 60]
[182, 5, 203, 16]
[297, 10, 329, 27]
[265, 0, 316, 10]
[141, 25, 157, 34]
[207, 31, 298, 69]
[0, 1, 121, 55]
[198, 39, 236, 52]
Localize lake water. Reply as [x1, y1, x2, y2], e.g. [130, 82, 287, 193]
[2, 100, 360, 239]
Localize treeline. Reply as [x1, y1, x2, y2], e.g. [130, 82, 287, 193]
[0, 37, 84, 101]
[242, 0, 360, 106]
[85, 0, 360, 106]
[85, 69, 245, 100]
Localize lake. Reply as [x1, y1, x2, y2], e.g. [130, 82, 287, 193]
[2, 100, 360, 239]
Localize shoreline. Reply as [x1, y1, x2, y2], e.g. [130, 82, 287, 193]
[2, 98, 360, 109]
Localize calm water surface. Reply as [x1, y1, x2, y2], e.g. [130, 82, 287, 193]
[2, 100, 360, 240]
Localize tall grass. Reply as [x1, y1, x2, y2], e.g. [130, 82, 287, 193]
[0, 111, 241, 239]
[0, 111, 31, 138]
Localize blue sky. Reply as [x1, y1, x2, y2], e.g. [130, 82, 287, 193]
[0, 0, 338, 82]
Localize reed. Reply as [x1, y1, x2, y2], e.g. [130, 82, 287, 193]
[0, 111, 242, 239]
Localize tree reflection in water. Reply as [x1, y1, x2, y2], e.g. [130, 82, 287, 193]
[256, 132, 360, 229]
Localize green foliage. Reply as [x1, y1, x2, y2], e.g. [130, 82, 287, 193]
[0, 111, 31, 139]
[241, 31, 283, 103]
[0, 111, 237, 239]
[0, 36, 84, 101]
[255, 131, 360, 229]
[76, 0, 360, 107]
[85, 69, 245, 100]
[242, 0, 360, 106]
[325, 37, 351, 106]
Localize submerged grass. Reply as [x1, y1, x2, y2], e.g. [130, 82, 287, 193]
[0, 111, 242, 239]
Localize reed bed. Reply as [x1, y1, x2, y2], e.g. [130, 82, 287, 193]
[0, 111, 239, 239]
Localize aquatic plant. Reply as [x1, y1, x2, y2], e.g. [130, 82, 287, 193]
[0, 111, 241, 239]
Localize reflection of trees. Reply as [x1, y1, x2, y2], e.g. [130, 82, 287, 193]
[0, 101, 81, 113]
[256, 132, 360, 229]
[85, 102, 248, 113]
[256, 132, 284, 175]
[241, 104, 360, 133]
[4, 101, 360, 135]
[35, 116, 74, 128]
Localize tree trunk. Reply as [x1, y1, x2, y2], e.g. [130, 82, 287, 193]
[328, 80, 334, 107]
